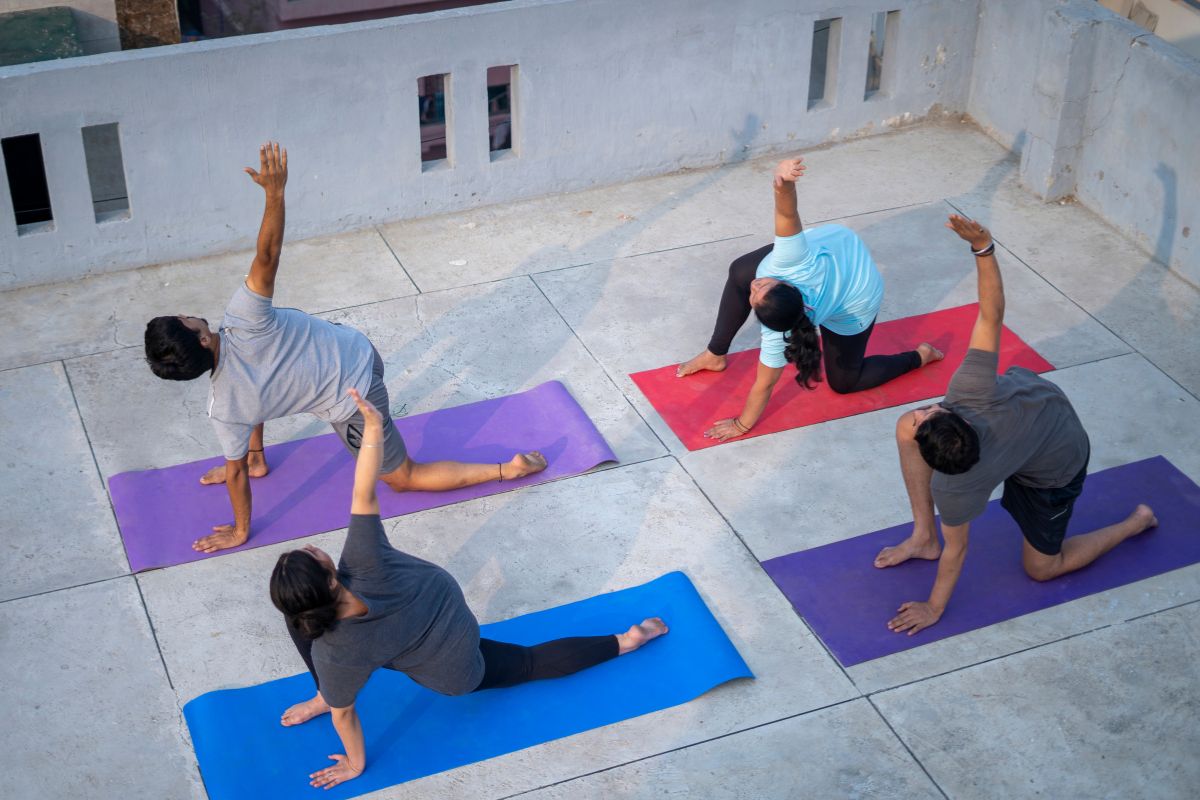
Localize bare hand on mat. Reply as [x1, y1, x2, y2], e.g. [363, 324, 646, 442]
[887, 600, 942, 635]
[310, 754, 362, 789]
[704, 418, 747, 442]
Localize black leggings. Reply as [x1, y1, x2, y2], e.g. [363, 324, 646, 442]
[707, 244, 921, 394]
[287, 620, 618, 695]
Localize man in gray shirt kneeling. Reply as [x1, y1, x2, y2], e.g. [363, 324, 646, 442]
[143, 143, 547, 554]
[871, 214, 1157, 635]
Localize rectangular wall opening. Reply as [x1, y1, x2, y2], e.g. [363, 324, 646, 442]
[487, 64, 517, 160]
[1, 134, 54, 234]
[808, 18, 842, 110]
[865, 10, 900, 100]
[418, 73, 451, 170]
[82, 123, 131, 223]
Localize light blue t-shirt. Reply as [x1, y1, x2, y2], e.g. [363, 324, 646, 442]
[756, 224, 885, 368]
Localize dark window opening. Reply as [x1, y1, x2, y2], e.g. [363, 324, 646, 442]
[488, 64, 516, 158]
[419, 73, 450, 167]
[808, 18, 842, 110]
[866, 11, 900, 100]
[2, 134, 54, 231]
[82, 123, 131, 222]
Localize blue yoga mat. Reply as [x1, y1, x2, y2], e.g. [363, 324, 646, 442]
[185, 572, 752, 799]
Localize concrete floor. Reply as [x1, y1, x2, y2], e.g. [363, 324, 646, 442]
[2, 121, 1197, 799]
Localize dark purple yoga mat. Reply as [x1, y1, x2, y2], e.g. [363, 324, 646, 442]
[110, 381, 615, 571]
[762, 456, 1200, 667]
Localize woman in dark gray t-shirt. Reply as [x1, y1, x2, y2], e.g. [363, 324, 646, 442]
[269, 388, 668, 791]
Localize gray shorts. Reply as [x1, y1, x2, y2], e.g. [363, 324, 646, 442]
[330, 348, 408, 474]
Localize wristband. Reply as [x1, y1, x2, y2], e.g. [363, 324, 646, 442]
[971, 241, 995, 257]
[732, 418, 750, 433]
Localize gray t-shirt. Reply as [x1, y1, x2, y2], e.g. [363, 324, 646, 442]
[311, 514, 485, 708]
[931, 349, 1090, 526]
[208, 284, 374, 459]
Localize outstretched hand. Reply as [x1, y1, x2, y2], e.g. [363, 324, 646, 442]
[309, 754, 361, 790]
[245, 142, 288, 194]
[347, 388, 383, 430]
[945, 214, 991, 251]
[773, 157, 806, 188]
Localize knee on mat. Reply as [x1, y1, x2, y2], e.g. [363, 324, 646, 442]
[380, 460, 416, 491]
[1023, 559, 1060, 582]
[826, 373, 858, 395]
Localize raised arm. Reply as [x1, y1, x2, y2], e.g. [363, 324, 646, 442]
[244, 142, 289, 298]
[773, 157, 806, 238]
[347, 388, 384, 516]
[947, 214, 1003, 354]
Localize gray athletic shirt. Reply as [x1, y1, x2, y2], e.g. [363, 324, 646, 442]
[932, 349, 1090, 527]
[208, 284, 374, 459]
[311, 514, 485, 709]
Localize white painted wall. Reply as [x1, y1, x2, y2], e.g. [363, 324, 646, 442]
[0, 0, 982, 289]
[969, 0, 1199, 282]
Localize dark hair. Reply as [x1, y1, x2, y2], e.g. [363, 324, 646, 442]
[915, 410, 980, 475]
[144, 316, 214, 381]
[270, 551, 339, 640]
[756, 283, 822, 389]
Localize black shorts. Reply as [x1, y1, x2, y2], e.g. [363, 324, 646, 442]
[1000, 458, 1089, 556]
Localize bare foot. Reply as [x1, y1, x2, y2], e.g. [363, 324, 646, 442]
[281, 694, 330, 727]
[1128, 504, 1158, 536]
[192, 525, 249, 553]
[676, 350, 727, 378]
[502, 451, 548, 480]
[874, 534, 942, 568]
[199, 452, 269, 485]
[617, 617, 669, 654]
[916, 343, 945, 367]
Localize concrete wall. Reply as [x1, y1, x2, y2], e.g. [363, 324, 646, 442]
[969, 0, 1199, 282]
[0, 0, 982, 289]
[0, 0, 119, 54]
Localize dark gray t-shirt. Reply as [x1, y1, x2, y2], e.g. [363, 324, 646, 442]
[208, 284, 374, 459]
[311, 515, 485, 708]
[931, 349, 1090, 526]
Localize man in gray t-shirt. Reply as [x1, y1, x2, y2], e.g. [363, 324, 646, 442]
[871, 214, 1157, 636]
[144, 143, 547, 554]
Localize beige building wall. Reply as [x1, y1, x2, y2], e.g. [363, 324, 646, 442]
[1098, 0, 1200, 59]
[0, 0, 120, 54]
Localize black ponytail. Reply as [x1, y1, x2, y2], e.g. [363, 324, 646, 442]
[756, 283, 823, 389]
[270, 551, 339, 640]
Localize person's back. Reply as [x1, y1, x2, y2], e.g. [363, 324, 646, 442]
[757, 223, 883, 336]
[211, 284, 374, 460]
[311, 514, 484, 708]
[932, 350, 1089, 526]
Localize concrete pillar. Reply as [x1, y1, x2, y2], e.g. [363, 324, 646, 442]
[1016, 1, 1106, 202]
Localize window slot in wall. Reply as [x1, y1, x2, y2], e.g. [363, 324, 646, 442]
[418, 73, 451, 169]
[865, 10, 900, 100]
[1, 134, 54, 234]
[808, 18, 842, 110]
[82, 123, 131, 223]
[487, 64, 517, 160]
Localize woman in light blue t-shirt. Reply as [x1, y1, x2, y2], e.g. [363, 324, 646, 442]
[677, 157, 943, 442]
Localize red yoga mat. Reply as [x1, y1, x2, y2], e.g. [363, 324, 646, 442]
[630, 304, 1054, 451]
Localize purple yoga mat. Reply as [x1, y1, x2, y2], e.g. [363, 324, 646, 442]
[110, 381, 615, 572]
[762, 456, 1200, 667]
